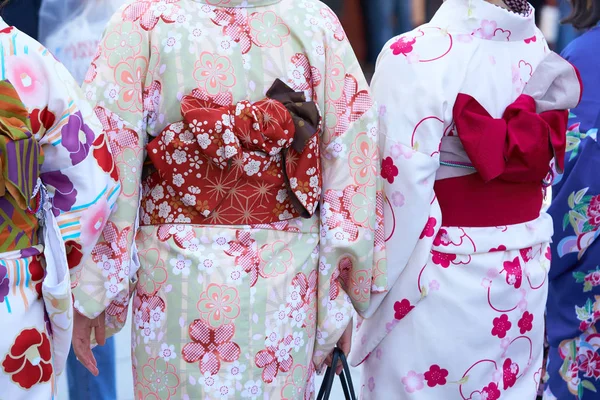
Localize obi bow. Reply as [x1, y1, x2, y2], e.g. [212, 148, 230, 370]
[147, 80, 322, 224]
[0, 80, 43, 210]
[451, 52, 581, 184]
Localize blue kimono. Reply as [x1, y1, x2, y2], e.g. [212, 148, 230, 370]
[546, 27, 600, 400]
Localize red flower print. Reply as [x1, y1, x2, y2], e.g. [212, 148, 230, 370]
[433, 229, 451, 246]
[28, 255, 44, 299]
[517, 311, 534, 334]
[2, 328, 53, 389]
[431, 250, 456, 268]
[482, 382, 501, 400]
[92, 134, 119, 182]
[502, 358, 519, 390]
[30, 107, 56, 135]
[65, 240, 84, 270]
[182, 320, 241, 375]
[420, 217, 437, 239]
[225, 231, 262, 287]
[381, 157, 399, 184]
[578, 349, 600, 379]
[492, 314, 512, 339]
[390, 36, 417, 56]
[394, 299, 415, 321]
[545, 245, 551, 261]
[503, 257, 522, 289]
[423, 365, 448, 387]
[588, 195, 600, 226]
[255, 335, 294, 383]
[585, 271, 600, 287]
[490, 245, 507, 252]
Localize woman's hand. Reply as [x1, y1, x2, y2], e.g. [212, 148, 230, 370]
[72, 310, 106, 376]
[325, 322, 353, 375]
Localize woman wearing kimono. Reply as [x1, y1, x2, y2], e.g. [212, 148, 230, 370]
[71, 0, 385, 399]
[352, 0, 580, 399]
[0, 17, 119, 400]
[544, 1, 600, 398]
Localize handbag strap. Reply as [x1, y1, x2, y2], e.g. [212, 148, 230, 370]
[316, 348, 357, 400]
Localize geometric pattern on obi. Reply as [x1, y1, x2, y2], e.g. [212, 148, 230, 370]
[0, 80, 44, 252]
[144, 79, 321, 226]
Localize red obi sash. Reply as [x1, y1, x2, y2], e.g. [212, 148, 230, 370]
[435, 93, 569, 227]
[144, 80, 321, 226]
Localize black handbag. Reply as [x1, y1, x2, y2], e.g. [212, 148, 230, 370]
[316, 348, 357, 400]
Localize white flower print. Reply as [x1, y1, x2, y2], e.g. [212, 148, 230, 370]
[85, 86, 97, 103]
[216, 35, 237, 55]
[292, 331, 305, 352]
[104, 277, 122, 299]
[198, 372, 220, 393]
[366, 122, 378, 139]
[151, 185, 165, 200]
[241, 380, 263, 399]
[159, 343, 176, 361]
[170, 255, 191, 276]
[215, 380, 235, 399]
[182, 194, 196, 206]
[140, 322, 156, 344]
[289, 177, 298, 189]
[173, 149, 187, 164]
[103, 83, 120, 104]
[244, 160, 261, 176]
[276, 189, 288, 203]
[134, 309, 145, 329]
[198, 254, 218, 275]
[287, 285, 303, 309]
[222, 129, 236, 145]
[309, 175, 319, 188]
[163, 31, 182, 53]
[264, 331, 280, 348]
[279, 210, 293, 221]
[242, 54, 252, 70]
[325, 226, 350, 246]
[158, 202, 171, 219]
[118, 260, 131, 280]
[212, 231, 233, 251]
[228, 361, 246, 381]
[98, 255, 117, 277]
[330, 306, 349, 329]
[312, 40, 326, 60]
[319, 257, 332, 276]
[227, 266, 245, 286]
[275, 340, 292, 363]
[304, 14, 320, 32]
[196, 133, 211, 150]
[275, 304, 291, 326]
[290, 308, 306, 328]
[173, 173, 185, 187]
[188, 24, 203, 50]
[183, 238, 204, 253]
[149, 306, 166, 329]
[288, 63, 306, 87]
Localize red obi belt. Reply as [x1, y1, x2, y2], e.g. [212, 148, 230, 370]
[435, 93, 569, 227]
[145, 80, 321, 226]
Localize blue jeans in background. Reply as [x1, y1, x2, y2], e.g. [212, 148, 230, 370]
[362, 0, 413, 64]
[66, 337, 117, 400]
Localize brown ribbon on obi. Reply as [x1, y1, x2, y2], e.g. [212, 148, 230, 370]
[147, 80, 322, 224]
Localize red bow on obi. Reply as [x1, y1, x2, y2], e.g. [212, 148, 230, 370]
[453, 93, 568, 184]
[147, 80, 321, 225]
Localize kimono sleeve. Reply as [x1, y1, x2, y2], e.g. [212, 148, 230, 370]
[367, 36, 447, 309]
[36, 50, 120, 276]
[71, 14, 149, 338]
[313, 33, 386, 367]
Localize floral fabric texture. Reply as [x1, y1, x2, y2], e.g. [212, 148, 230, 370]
[72, 1, 386, 399]
[351, 1, 576, 399]
[0, 21, 119, 400]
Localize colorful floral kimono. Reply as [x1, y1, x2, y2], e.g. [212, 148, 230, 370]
[351, 1, 580, 399]
[544, 26, 600, 400]
[72, 1, 385, 399]
[0, 20, 119, 399]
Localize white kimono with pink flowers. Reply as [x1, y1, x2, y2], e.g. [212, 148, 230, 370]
[351, 1, 580, 399]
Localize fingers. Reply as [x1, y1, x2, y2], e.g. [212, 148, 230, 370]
[73, 333, 99, 376]
[94, 314, 107, 347]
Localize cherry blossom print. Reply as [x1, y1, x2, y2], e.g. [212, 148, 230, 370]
[390, 36, 416, 56]
[517, 311, 534, 334]
[287, 53, 322, 95]
[255, 334, 294, 383]
[391, 191, 405, 207]
[492, 314, 512, 339]
[241, 380, 263, 399]
[433, 229, 452, 246]
[320, 7, 345, 41]
[2, 329, 53, 389]
[248, 11, 290, 48]
[160, 343, 177, 362]
[381, 157, 399, 184]
[123, 0, 181, 31]
[473, 20, 511, 41]
[394, 299, 415, 321]
[420, 217, 437, 239]
[334, 75, 374, 137]
[170, 254, 192, 276]
[424, 365, 449, 387]
[502, 358, 519, 390]
[578, 349, 600, 379]
[431, 250, 456, 268]
[197, 284, 241, 328]
[140, 357, 180, 399]
[402, 371, 425, 393]
[502, 257, 523, 288]
[182, 320, 241, 375]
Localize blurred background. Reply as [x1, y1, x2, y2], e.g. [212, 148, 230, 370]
[0, 0, 582, 399]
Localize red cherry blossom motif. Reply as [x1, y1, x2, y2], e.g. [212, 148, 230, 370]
[390, 36, 417, 56]
[420, 217, 437, 239]
[578, 349, 600, 379]
[517, 311, 534, 334]
[424, 365, 448, 387]
[255, 335, 294, 383]
[431, 250, 456, 268]
[502, 358, 519, 390]
[2, 328, 53, 389]
[503, 257, 522, 289]
[381, 157, 399, 184]
[491, 314, 512, 339]
[182, 320, 241, 375]
[482, 382, 501, 400]
[394, 299, 415, 321]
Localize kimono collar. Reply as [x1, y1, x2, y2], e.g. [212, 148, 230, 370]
[193, 0, 282, 7]
[431, 0, 537, 42]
